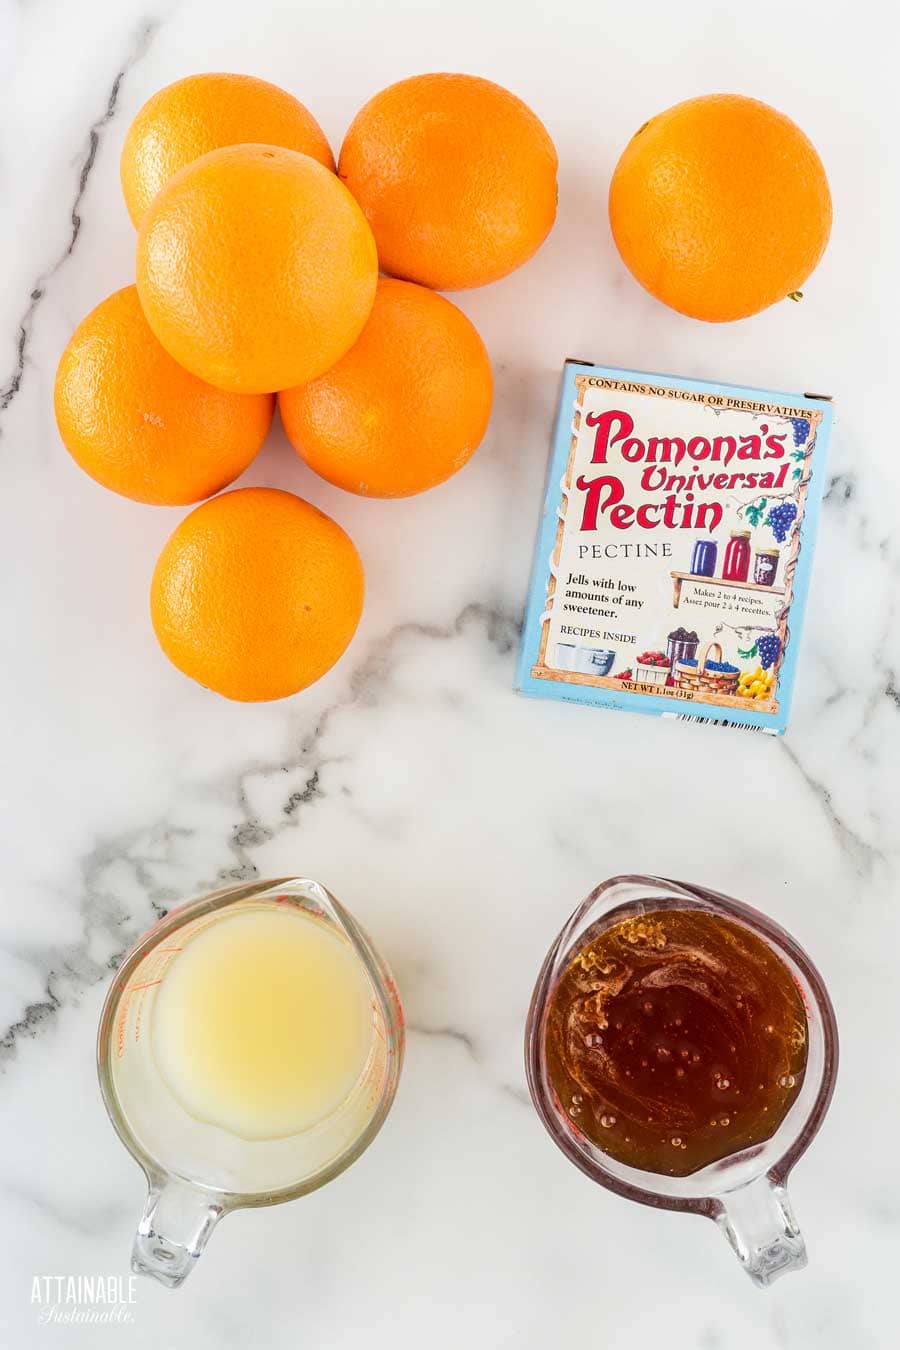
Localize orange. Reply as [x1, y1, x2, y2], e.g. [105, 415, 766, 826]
[608, 94, 832, 322]
[54, 285, 273, 505]
[279, 278, 493, 497]
[121, 73, 335, 226]
[338, 73, 557, 290]
[136, 144, 378, 394]
[150, 487, 364, 701]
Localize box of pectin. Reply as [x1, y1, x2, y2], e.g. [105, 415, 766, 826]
[515, 360, 833, 734]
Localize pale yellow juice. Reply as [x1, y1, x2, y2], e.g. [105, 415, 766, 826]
[151, 906, 374, 1141]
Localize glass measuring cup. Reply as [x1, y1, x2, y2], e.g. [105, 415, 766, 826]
[97, 877, 404, 1288]
[525, 875, 838, 1287]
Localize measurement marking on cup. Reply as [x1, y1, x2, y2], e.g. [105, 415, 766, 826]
[115, 992, 131, 1058]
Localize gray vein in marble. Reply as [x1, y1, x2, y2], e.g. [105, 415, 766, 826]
[0, 603, 520, 1070]
[824, 472, 855, 506]
[0, 982, 61, 1057]
[284, 769, 320, 816]
[779, 740, 882, 874]
[217, 601, 520, 887]
[820, 466, 900, 584]
[856, 595, 899, 737]
[2, 820, 189, 1068]
[407, 1022, 478, 1057]
[407, 1022, 529, 1108]
[0, 18, 158, 417]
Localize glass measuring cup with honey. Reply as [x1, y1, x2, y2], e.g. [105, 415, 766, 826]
[525, 876, 837, 1287]
[97, 877, 404, 1288]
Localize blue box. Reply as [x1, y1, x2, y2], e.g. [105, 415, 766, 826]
[515, 360, 833, 734]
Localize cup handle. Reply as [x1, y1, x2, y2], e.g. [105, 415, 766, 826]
[714, 1177, 807, 1287]
[132, 1178, 225, 1288]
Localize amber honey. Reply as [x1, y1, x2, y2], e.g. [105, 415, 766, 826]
[545, 909, 808, 1177]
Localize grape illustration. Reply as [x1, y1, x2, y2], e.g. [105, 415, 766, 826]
[757, 634, 781, 670]
[765, 501, 798, 543]
[790, 418, 810, 447]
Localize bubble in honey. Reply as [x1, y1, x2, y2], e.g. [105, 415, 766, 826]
[716, 1078, 731, 1090]
[778, 1074, 796, 1089]
[600, 1113, 616, 1129]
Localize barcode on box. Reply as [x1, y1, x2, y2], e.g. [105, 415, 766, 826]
[663, 714, 778, 733]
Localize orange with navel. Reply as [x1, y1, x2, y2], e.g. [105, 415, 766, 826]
[136, 144, 377, 394]
[279, 277, 493, 497]
[54, 285, 273, 505]
[608, 94, 832, 322]
[339, 73, 557, 290]
[120, 73, 334, 226]
[150, 487, 364, 702]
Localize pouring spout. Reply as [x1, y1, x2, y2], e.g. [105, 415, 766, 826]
[132, 1178, 225, 1289]
[714, 1177, 807, 1288]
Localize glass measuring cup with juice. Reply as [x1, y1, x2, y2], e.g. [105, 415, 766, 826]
[526, 876, 837, 1286]
[97, 877, 404, 1288]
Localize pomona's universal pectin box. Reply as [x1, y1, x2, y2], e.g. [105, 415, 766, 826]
[515, 361, 833, 734]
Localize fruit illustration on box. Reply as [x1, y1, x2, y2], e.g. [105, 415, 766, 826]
[634, 650, 670, 686]
[736, 632, 782, 701]
[766, 502, 799, 543]
[758, 634, 782, 669]
[673, 643, 741, 697]
[738, 667, 776, 701]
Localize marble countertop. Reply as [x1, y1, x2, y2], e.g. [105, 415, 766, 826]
[2, 1, 897, 1345]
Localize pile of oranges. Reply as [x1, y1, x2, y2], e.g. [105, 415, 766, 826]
[54, 73, 831, 703]
[55, 72, 558, 701]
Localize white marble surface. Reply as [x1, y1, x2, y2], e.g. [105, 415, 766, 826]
[1, 0, 898, 1344]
